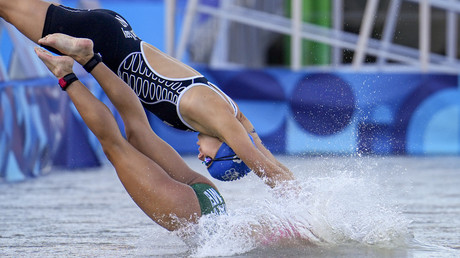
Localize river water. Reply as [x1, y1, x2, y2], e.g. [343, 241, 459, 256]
[1, 156, 459, 257]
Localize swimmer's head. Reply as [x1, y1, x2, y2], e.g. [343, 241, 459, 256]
[197, 134, 252, 181]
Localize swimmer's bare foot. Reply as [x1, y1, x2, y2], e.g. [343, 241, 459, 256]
[38, 33, 94, 65]
[34, 47, 74, 79]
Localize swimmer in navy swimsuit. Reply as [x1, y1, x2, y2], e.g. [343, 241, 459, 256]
[34, 33, 226, 231]
[41, 4, 237, 131]
[0, 0, 294, 188]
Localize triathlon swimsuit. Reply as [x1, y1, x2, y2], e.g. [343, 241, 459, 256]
[42, 4, 237, 131]
[190, 183, 227, 215]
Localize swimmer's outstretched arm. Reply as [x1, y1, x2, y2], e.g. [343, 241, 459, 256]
[38, 33, 213, 187]
[181, 90, 294, 188]
[213, 113, 295, 188]
[34, 46, 203, 231]
[237, 112, 292, 173]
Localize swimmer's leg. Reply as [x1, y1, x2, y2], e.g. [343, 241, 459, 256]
[38, 33, 94, 66]
[0, 0, 51, 43]
[39, 33, 214, 187]
[35, 47, 202, 231]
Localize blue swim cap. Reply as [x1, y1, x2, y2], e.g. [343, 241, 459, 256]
[206, 139, 253, 181]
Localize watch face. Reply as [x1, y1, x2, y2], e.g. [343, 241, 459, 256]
[58, 73, 78, 91]
[59, 77, 68, 89]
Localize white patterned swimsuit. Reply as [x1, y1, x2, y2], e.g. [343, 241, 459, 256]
[43, 5, 237, 131]
[117, 43, 238, 131]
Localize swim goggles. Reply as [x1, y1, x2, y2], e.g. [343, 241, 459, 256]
[203, 155, 241, 167]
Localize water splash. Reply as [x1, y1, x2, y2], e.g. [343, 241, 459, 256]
[176, 169, 411, 257]
[303, 175, 410, 246]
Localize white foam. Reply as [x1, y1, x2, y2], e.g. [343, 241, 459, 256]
[176, 166, 411, 257]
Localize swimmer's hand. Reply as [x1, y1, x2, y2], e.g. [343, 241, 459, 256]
[34, 47, 74, 78]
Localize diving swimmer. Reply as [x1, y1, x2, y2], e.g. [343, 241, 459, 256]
[34, 33, 227, 231]
[0, 0, 294, 187]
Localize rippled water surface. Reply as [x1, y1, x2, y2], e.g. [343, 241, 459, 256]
[1, 156, 459, 257]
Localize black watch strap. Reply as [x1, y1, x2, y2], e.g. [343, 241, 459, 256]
[58, 73, 78, 91]
[83, 53, 102, 73]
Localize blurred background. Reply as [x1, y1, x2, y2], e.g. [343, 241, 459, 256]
[1, 0, 460, 182]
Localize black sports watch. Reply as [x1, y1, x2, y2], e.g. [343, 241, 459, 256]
[83, 53, 102, 73]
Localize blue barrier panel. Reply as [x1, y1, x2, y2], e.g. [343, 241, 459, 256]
[0, 78, 104, 182]
[147, 69, 460, 157]
[1, 70, 460, 182]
